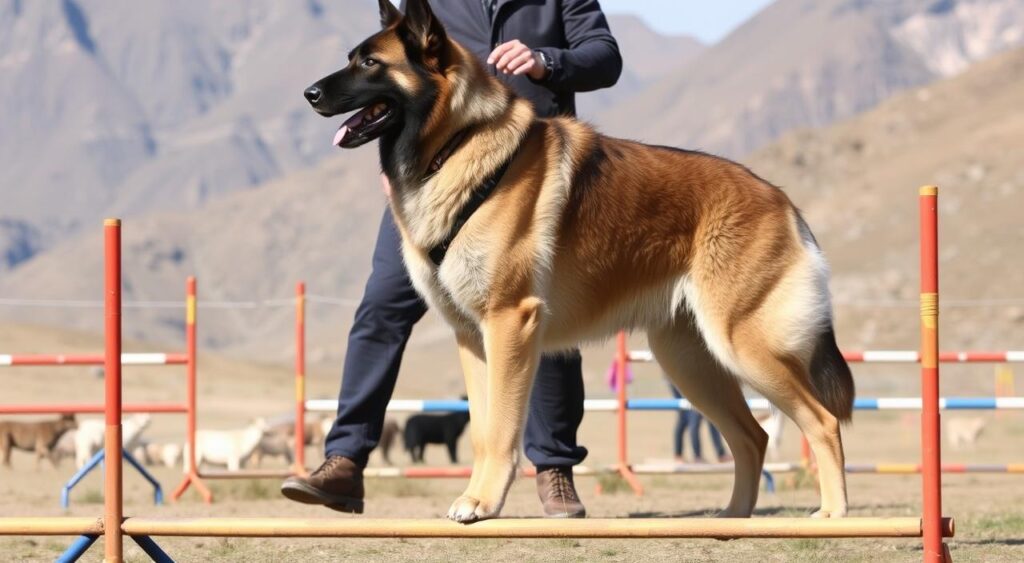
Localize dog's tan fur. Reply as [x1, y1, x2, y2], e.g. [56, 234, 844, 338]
[324, 0, 855, 523]
[0, 414, 77, 468]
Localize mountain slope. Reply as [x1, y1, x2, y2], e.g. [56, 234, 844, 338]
[747, 45, 1024, 348]
[577, 14, 704, 117]
[0, 2, 698, 267]
[599, 0, 1024, 157]
[4, 47, 1024, 359]
[0, 0, 375, 235]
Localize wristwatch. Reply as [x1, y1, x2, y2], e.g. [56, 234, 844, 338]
[535, 50, 553, 80]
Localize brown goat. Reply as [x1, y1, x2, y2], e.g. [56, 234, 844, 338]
[0, 414, 78, 468]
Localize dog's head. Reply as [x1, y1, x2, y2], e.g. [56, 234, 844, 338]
[304, 0, 458, 149]
[58, 413, 78, 431]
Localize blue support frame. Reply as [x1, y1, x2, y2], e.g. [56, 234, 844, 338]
[56, 533, 174, 562]
[56, 534, 98, 563]
[61, 449, 163, 508]
[132, 534, 175, 562]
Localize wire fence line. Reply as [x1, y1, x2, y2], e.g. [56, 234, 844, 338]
[832, 298, 1024, 308]
[1, 296, 1023, 310]
[0, 297, 309, 309]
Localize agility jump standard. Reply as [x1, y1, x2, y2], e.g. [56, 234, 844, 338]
[0, 292, 199, 509]
[0, 193, 952, 560]
[191, 281, 309, 482]
[148, 188, 949, 556]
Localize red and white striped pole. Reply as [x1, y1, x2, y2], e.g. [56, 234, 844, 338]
[103, 218, 124, 562]
[294, 281, 307, 475]
[919, 185, 945, 562]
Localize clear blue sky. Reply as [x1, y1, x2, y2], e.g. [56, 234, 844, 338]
[387, 1, 776, 45]
[595, 0, 775, 44]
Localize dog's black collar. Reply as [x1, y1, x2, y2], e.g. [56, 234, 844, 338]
[428, 129, 470, 174]
[427, 147, 517, 267]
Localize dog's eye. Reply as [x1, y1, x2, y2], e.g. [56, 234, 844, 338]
[361, 58, 379, 69]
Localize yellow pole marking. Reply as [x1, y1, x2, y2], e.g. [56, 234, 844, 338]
[186, 296, 196, 325]
[920, 293, 938, 368]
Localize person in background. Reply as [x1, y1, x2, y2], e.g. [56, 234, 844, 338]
[282, 0, 623, 519]
[669, 384, 733, 463]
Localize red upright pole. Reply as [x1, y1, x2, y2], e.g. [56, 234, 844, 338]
[919, 186, 946, 562]
[172, 277, 212, 503]
[103, 219, 124, 562]
[293, 281, 307, 475]
[615, 332, 643, 495]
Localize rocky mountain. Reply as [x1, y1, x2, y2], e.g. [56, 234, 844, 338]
[0, 0, 376, 242]
[0, 218, 44, 273]
[3, 0, 1023, 366]
[0, 3, 700, 267]
[599, 0, 1024, 157]
[577, 14, 704, 116]
[4, 45, 1023, 366]
[748, 45, 1024, 349]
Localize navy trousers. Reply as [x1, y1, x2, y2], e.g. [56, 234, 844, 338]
[324, 210, 588, 468]
[669, 384, 726, 460]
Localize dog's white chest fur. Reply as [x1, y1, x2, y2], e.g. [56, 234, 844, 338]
[402, 238, 492, 332]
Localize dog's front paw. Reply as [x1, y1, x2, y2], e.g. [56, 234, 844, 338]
[810, 506, 847, 518]
[447, 495, 501, 524]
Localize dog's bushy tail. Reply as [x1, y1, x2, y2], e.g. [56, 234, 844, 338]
[809, 326, 854, 422]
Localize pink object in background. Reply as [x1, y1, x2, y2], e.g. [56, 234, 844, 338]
[606, 362, 633, 392]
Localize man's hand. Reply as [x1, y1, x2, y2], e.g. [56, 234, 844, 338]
[487, 40, 549, 80]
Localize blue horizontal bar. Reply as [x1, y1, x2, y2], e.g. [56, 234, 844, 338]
[853, 398, 879, 410]
[422, 400, 469, 412]
[944, 398, 997, 409]
[400, 397, 1010, 413]
[627, 399, 686, 410]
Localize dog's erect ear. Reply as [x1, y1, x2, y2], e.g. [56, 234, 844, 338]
[400, 0, 449, 68]
[378, 0, 401, 28]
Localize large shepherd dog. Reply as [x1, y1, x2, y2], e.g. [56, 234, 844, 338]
[305, 0, 854, 523]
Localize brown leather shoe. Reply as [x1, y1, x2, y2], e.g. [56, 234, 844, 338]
[536, 465, 586, 518]
[280, 456, 364, 514]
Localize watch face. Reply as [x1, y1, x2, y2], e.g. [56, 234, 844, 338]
[538, 51, 552, 70]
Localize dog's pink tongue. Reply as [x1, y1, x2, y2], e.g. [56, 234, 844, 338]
[333, 126, 349, 147]
[333, 107, 373, 147]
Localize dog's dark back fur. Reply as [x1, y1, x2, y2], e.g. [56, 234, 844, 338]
[0, 414, 77, 468]
[403, 410, 470, 464]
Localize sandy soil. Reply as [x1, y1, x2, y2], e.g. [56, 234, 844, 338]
[1, 324, 1022, 561]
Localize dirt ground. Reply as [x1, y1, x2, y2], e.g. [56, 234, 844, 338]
[1, 324, 1023, 561]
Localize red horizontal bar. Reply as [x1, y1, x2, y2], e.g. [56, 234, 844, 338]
[403, 467, 473, 478]
[0, 403, 188, 415]
[3, 354, 187, 366]
[938, 351, 1016, 362]
[841, 351, 1022, 363]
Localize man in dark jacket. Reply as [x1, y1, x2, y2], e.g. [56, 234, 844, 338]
[281, 0, 622, 518]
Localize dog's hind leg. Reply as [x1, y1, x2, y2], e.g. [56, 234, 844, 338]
[731, 336, 849, 518]
[649, 321, 767, 517]
[448, 332, 489, 517]
[722, 247, 852, 517]
[448, 299, 543, 523]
